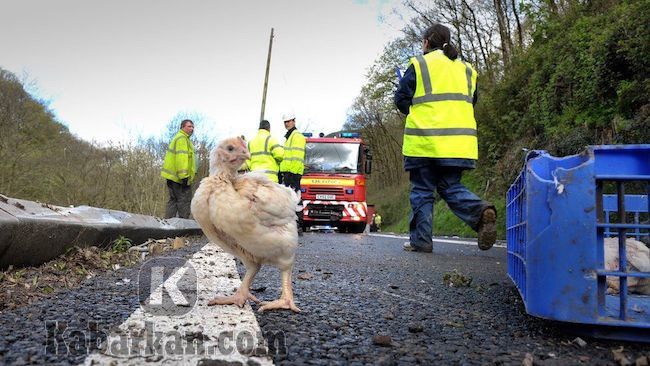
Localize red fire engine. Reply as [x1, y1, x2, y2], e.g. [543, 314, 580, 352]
[300, 132, 372, 233]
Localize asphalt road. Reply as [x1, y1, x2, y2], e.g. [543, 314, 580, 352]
[248, 232, 650, 365]
[1, 233, 649, 365]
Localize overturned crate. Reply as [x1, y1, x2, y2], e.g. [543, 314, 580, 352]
[506, 145, 649, 342]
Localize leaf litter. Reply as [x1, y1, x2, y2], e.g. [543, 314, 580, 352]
[0, 236, 190, 313]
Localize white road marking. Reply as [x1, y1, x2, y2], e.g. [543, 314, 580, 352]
[83, 243, 273, 365]
[369, 233, 506, 248]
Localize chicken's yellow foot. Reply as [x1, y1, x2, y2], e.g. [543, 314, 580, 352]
[207, 289, 260, 308]
[258, 297, 301, 313]
[257, 267, 300, 313]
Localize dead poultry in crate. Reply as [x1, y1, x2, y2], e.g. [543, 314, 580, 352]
[604, 237, 650, 295]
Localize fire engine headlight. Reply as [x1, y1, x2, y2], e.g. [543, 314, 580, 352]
[345, 189, 354, 194]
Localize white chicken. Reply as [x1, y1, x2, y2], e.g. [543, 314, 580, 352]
[604, 237, 650, 295]
[191, 136, 301, 312]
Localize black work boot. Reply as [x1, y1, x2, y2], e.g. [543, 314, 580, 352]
[477, 208, 497, 250]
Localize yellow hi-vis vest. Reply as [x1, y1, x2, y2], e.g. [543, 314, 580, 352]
[161, 130, 196, 184]
[403, 50, 478, 160]
[279, 129, 306, 175]
[244, 129, 284, 182]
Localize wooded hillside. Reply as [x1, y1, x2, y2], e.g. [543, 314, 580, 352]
[0, 69, 213, 217]
[346, 0, 649, 235]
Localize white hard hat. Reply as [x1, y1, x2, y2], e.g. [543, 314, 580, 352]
[282, 112, 295, 121]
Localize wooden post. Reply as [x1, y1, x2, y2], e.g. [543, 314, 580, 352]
[260, 28, 274, 121]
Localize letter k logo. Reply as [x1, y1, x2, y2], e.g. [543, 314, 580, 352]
[139, 257, 197, 315]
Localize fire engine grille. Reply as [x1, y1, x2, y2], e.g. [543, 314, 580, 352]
[308, 186, 345, 196]
[306, 203, 344, 220]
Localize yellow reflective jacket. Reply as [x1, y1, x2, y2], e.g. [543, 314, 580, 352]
[374, 214, 382, 225]
[402, 50, 478, 160]
[161, 130, 196, 184]
[243, 129, 284, 182]
[279, 129, 306, 175]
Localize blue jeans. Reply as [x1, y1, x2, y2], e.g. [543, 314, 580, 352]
[408, 165, 491, 248]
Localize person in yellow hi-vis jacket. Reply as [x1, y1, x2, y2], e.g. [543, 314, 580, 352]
[161, 119, 196, 218]
[242, 120, 284, 182]
[279, 112, 306, 234]
[372, 213, 381, 231]
[394, 23, 496, 253]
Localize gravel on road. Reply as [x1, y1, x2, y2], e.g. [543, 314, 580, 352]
[1, 233, 649, 365]
[246, 232, 650, 365]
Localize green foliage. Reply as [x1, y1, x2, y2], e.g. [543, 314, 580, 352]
[111, 236, 132, 253]
[361, 0, 647, 239]
[477, 0, 650, 178]
[367, 181, 410, 233]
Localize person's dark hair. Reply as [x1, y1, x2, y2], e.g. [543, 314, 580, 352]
[259, 120, 271, 131]
[423, 24, 458, 60]
[180, 119, 194, 129]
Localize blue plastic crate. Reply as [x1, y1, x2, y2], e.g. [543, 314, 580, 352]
[506, 145, 650, 342]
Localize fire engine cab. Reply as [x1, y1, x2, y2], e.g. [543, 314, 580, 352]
[300, 132, 372, 233]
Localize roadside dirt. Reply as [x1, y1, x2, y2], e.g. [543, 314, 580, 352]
[0, 236, 194, 313]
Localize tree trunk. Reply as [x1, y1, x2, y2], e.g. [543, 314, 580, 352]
[511, 0, 524, 48]
[462, 0, 491, 75]
[493, 0, 511, 63]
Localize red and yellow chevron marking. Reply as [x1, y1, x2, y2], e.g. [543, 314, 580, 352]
[303, 200, 367, 218]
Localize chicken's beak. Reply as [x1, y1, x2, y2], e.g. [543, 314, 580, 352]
[242, 148, 251, 160]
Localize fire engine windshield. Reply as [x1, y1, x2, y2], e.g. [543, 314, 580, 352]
[304, 142, 361, 174]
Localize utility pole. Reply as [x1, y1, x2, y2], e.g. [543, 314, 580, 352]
[260, 28, 274, 121]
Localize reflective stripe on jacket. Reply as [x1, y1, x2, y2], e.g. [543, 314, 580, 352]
[279, 129, 306, 174]
[161, 130, 196, 184]
[402, 50, 478, 160]
[244, 129, 284, 182]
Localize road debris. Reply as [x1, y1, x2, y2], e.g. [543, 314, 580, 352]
[612, 346, 632, 366]
[172, 236, 186, 249]
[0, 236, 193, 312]
[408, 322, 424, 333]
[523, 352, 534, 366]
[372, 335, 392, 347]
[572, 337, 587, 348]
[443, 270, 473, 287]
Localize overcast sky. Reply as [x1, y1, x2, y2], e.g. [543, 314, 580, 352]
[1, 0, 408, 145]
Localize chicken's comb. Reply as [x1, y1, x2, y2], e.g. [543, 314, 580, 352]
[238, 136, 247, 150]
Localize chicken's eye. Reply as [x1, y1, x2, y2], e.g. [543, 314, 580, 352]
[227, 145, 234, 152]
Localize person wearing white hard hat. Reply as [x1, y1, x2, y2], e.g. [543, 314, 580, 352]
[279, 111, 306, 234]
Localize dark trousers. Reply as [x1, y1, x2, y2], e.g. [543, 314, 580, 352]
[279, 172, 301, 191]
[279, 172, 304, 229]
[165, 180, 192, 219]
[409, 166, 491, 249]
